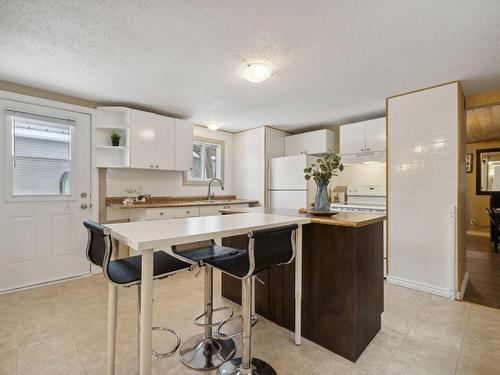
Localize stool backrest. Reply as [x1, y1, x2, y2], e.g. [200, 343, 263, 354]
[247, 224, 298, 276]
[83, 220, 113, 276]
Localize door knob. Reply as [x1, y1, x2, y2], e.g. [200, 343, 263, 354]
[81, 204, 88, 209]
[80, 192, 87, 198]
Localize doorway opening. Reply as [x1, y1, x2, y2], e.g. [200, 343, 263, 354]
[463, 97, 500, 309]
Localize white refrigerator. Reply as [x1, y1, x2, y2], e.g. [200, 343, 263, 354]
[268, 154, 316, 210]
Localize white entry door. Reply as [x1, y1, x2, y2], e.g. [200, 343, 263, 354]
[0, 98, 91, 292]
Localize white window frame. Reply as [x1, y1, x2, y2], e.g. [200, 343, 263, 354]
[183, 137, 225, 185]
[4, 110, 77, 202]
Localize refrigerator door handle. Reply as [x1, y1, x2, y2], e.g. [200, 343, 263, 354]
[267, 160, 272, 190]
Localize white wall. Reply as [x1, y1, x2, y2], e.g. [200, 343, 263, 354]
[387, 82, 459, 298]
[234, 127, 266, 205]
[106, 125, 235, 197]
[332, 162, 386, 188]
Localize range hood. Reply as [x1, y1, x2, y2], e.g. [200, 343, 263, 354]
[340, 150, 385, 164]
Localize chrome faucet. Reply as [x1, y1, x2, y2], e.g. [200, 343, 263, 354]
[207, 178, 224, 200]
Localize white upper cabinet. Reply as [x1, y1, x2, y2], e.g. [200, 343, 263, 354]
[340, 118, 386, 155]
[129, 109, 175, 170]
[285, 129, 335, 156]
[364, 118, 386, 152]
[153, 115, 176, 170]
[339, 122, 366, 154]
[97, 107, 193, 170]
[174, 119, 193, 171]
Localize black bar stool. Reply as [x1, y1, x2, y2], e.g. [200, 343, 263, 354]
[205, 224, 298, 375]
[171, 240, 243, 370]
[83, 220, 191, 367]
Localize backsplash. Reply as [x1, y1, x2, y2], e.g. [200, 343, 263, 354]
[332, 162, 386, 188]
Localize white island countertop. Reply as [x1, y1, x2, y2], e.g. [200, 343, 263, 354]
[106, 212, 310, 251]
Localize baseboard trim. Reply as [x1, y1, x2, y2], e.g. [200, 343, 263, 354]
[386, 276, 452, 298]
[459, 271, 469, 300]
[466, 230, 489, 237]
[0, 272, 91, 295]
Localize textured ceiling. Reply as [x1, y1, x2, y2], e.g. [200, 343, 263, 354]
[1, 1, 500, 132]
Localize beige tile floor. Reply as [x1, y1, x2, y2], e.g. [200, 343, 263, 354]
[0, 270, 499, 375]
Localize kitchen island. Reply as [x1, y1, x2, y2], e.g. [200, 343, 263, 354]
[219, 207, 386, 362]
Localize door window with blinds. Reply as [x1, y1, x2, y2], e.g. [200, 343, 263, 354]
[7, 111, 75, 198]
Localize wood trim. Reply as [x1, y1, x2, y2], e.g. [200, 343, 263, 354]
[465, 89, 500, 110]
[457, 82, 465, 293]
[0, 80, 100, 108]
[386, 80, 460, 101]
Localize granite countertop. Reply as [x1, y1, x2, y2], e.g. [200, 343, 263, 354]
[106, 195, 259, 209]
[220, 207, 386, 228]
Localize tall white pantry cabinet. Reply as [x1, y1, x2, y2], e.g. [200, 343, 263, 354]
[386, 82, 466, 299]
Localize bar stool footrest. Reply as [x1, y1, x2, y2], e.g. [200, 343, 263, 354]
[217, 314, 258, 340]
[151, 327, 181, 358]
[194, 305, 234, 327]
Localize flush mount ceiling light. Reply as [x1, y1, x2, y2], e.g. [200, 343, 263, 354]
[206, 122, 219, 131]
[242, 63, 273, 83]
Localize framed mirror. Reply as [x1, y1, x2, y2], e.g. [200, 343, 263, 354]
[476, 147, 500, 195]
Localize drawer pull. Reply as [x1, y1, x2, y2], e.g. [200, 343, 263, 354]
[160, 212, 164, 216]
[187, 210, 190, 214]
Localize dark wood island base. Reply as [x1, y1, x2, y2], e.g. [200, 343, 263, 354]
[221, 217, 384, 362]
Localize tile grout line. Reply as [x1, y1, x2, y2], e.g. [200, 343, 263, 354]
[454, 304, 471, 375]
[57, 284, 89, 375]
[378, 295, 431, 374]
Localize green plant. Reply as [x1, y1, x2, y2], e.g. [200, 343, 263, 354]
[303, 150, 344, 183]
[110, 131, 121, 146]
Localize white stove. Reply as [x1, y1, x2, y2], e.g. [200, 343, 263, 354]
[331, 185, 387, 276]
[331, 185, 386, 213]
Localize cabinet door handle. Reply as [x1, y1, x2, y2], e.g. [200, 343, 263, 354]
[160, 212, 164, 216]
[156, 165, 159, 168]
[361, 148, 365, 152]
[366, 148, 371, 151]
[150, 164, 154, 168]
[186, 210, 190, 214]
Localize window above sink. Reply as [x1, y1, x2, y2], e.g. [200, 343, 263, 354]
[183, 137, 224, 185]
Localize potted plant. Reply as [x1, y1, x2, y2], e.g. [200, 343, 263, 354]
[304, 151, 344, 211]
[110, 132, 121, 146]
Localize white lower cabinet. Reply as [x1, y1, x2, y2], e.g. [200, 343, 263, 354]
[145, 207, 176, 220]
[144, 203, 249, 221]
[199, 205, 225, 216]
[174, 206, 200, 218]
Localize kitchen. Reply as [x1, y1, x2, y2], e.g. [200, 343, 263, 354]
[0, 2, 499, 375]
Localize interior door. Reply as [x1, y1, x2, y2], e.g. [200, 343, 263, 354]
[0, 98, 91, 292]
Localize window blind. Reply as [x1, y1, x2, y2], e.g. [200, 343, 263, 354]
[7, 111, 74, 196]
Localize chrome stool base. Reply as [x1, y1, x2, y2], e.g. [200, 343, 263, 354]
[179, 333, 236, 370]
[217, 357, 277, 375]
[151, 327, 181, 358]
